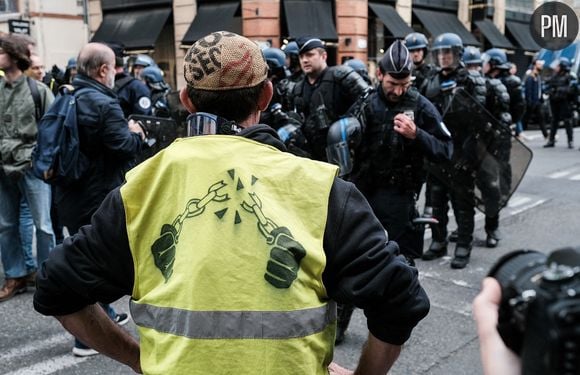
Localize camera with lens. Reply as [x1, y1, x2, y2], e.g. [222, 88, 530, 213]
[488, 248, 580, 375]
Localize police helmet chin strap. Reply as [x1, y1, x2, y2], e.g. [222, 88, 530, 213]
[186, 112, 243, 137]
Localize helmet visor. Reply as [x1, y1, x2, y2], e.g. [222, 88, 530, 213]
[433, 48, 459, 69]
[326, 141, 353, 177]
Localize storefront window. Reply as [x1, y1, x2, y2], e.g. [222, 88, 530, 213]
[0, 0, 17, 13]
[505, 0, 535, 13]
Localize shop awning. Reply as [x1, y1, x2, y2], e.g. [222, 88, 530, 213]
[91, 7, 171, 51]
[413, 8, 480, 46]
[283, 0, 338, 41]
[505, 21, 540, 51]
[181, 2, 242, 47]
[369, 2, 413, 39]
[473, 19, 514, 50]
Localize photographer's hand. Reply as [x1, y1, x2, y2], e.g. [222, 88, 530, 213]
[473, 278, 521, 375]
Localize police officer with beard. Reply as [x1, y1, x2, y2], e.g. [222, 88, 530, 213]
[354, 40, 453, 263]
[286, 37, 370, 161]
[405, 32, 435, 92]
[331, 41, 452, 345]
[421, 33, 487, 269]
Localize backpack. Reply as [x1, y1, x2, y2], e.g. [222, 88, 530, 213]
[32, 86, 89, 185]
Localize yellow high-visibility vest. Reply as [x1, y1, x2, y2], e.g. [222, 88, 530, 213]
[121, 135, 339, 374]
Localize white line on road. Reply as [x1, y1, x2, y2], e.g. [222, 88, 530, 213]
[569, 174, 580, 181]
[3, 354, 90, 375]
[548, 170, 576, 179]
[510, 199, 547, 215]
[0, 332, 70, 362]
[508, 196, 532, 207]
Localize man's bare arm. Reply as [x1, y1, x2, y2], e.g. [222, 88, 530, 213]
[354, 332, 402, 375]
[56, 304, 141, 373]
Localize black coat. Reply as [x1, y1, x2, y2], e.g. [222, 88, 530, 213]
[55, 74, 143, 231]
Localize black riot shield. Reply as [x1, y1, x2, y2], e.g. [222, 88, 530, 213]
[425, 88, 533, 217]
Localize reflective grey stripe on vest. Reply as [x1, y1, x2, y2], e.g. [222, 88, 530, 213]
[130, 300, 337, 339]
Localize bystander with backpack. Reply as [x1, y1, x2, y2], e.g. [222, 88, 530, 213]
[0, 33, 56, 302]
[42, 42, 145, 357]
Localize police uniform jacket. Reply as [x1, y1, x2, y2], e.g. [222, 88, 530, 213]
[114, 72, 152, 118]
[35, 125, 429, 349]
[355, 85, 453, 192]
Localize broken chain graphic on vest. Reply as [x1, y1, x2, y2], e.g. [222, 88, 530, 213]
[241, 192, 306, 289]
[151, 181, 229, 282]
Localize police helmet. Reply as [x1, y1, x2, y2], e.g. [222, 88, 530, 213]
[405, 32, 429, 51]
[66, 57, 77, 70]
[263, 47, 289, 79]
[141, 66, 168, 91]
[482, 48, 509, 70]
[326, 117, 362, 177]
[343, 58, 367, 73]
[343, 59, 371, 84]
[134, 54, 155, 68]
[263, 47, 286, 70]
[431, 33, 463, 70]
[379, 40, 412, 79]
[283, 41, 299, 56]
[558, 57, 571, 71]
[462, 46, 482, 65]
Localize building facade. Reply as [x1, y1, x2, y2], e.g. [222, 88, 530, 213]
[0, 0, 88, 71]
[4, 0, 578, 90]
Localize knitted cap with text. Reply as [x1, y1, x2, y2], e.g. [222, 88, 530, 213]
[184, 31, 268, 91]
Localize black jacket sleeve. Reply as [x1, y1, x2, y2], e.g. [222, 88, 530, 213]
[322, 178, 430, 345]
[34, 188, 133, 316]
[413, 95, 453, 163]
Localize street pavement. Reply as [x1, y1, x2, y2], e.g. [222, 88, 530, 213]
[1, 128, 579, 374]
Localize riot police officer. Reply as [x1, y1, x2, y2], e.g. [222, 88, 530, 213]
[283, 41, 303, 82]
[343, 58, 372, 85]
[107, 43, 152, 118]
[422, 33, 487, 269]
[141, 66, 171, 117]
[462, 46, 482, 72]
[405, 32, 435, 92]
[260, 47, 298, 129]
[481, 49, 519, 248]
[286, 36, 370, 161]
[544, 57, 576, 148]
[353, 40, 453, 261]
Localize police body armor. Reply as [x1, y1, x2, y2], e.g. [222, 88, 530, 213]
[289, 66, 369, 161]
[500, 73, 525, 124]
[414, 63, 436, 93]
[426, 86, 533, 216]
[355, 87, 423, 193]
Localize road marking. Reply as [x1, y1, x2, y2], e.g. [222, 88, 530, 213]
[0, 333, 70, 361]
[548, 169, 578, 179]
[3, 354, 90, 375]
[423, 193, 546, 240]
[570, 174, 580, 181]
[508, 196, 532, 207]
[510, 199, 547, 215]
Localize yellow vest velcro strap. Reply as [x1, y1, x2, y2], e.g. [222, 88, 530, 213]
[130, 300, 337, 339]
